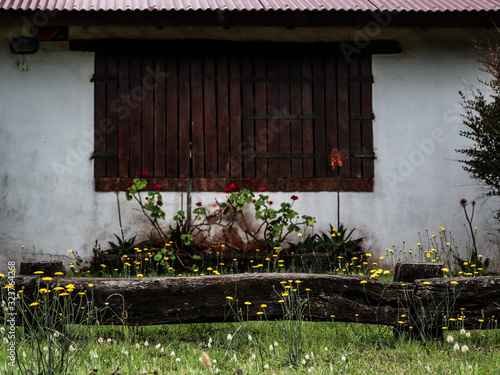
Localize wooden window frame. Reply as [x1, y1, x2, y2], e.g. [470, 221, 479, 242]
[90, 40, 390, 192]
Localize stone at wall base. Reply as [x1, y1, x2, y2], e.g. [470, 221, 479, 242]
[19, 261, 66, 276]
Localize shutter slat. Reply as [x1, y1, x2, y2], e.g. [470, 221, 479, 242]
[325, 56, 338, 178]
[191, 57, 205, 178]
[279, 58, 291, 178]
[337, 57, 350, 178]
[242, 59, 255, 178]
[178, 57, 191, 179]
[154, 57, 167, 178]
[229, 58, 242, 178]
[117, 56, 130, 178]
[301, 58, 314, 178]
[313, 58, 326, 178]
[254, 58, 268, 178]
[166, 57, 179, 178]
[204, 57, 218, 179]
[141, 57, 155, 176]
[349, 57, 363, 179]
[360, 55, 374, 179]
[290, 57, 303, 178]
[129, 57, 142, 176]
[217, 58, 230, 178]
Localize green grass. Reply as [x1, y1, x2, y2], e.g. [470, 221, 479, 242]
[2, 321, 499, 374]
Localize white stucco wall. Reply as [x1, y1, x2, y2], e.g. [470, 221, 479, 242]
[1, 25, 499, 272]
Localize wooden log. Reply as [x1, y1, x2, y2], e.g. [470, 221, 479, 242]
[12, 274, 500, 331]
[394, 262, 444, 282]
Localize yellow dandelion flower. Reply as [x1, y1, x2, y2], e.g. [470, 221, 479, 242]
[78, 292, 85, 296]
[261, 304, 267, 308]
[30, 302, 39, 307]
[365, 253, 372, 257]
[442, 268, 449, 272]
[360, 280, 367, 284]
[278, 299, 284, 303]
[137, 274, 144, 278]
[34, 271, 44, 275]
[257, 311, 264, 315]
[42, 277, 52, 282]
[68, 249, 73, 253]
[226, 296, 233, 300]
[244, 301, 252, 305]
[423, 281, 431, 285]
[54, 272, 64, 276]
[88, 283, 94, 288]
[59, 292, 69, 296]
[450, 281, 458, 285]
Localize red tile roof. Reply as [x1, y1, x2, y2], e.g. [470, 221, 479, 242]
[0, 0, 498, 12]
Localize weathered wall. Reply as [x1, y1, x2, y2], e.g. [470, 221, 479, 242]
[1, 24, 499, 272]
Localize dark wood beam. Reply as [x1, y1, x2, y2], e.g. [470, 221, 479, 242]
[0, 9, 498, 28]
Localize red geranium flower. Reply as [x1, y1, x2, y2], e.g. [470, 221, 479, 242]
[291, 195, 298, 200]
[268, 201, 273, 205]
[229, 183, 236, 189]
[252, 199, 256, 203]
[224, 187, 232, 193]
[156, 200, 163, 206]
[154, 184, 161, 190]
[196, 202, 202, 207]
[141, 171, 148, 177]
[259, 187, 266, 192]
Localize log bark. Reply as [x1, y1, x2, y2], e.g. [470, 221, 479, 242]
[13, 274, 500, 330]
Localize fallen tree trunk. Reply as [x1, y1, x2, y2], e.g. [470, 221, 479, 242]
[13, 274, 500, 331]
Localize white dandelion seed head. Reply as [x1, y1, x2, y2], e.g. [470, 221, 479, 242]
[466, 332, 471, 338]
[269, 344, 274, 351]
[2, 337, 8, 344]
[136, 343, 140, 349]
[251, 353, 256, 360]
[274, 341, 279, 347]
[0, 327, 5, 334]
[341, 355, 347, 362]
[227, 333, 233, 341]
[446, 335, 454, 343]
[461, 345, 469, 353]
[160, 347, 164, 353]
[453, 343, 460, 351]
[213, 359, 217, 364]
[302, 359, 307, 365]
[107, 338, 112, 343]
[144, 341, 149, 347]
[176, 357, 181, 362]
[170, 350, 176, 356]
[305, 354, 310, 360]
[264, 364, 269, 369]
[98, 337, 104, 343]
[248, 334, 252, 341]
[460, 328, 467, 335]
[155, 343, 162, 349]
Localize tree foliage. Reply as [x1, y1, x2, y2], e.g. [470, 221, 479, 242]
[457, 39, 500, 200]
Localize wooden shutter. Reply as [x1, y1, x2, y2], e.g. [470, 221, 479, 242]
[93, 53, 374, 192]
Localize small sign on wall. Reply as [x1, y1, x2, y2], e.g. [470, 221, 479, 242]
[31, 26, 69, 41]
